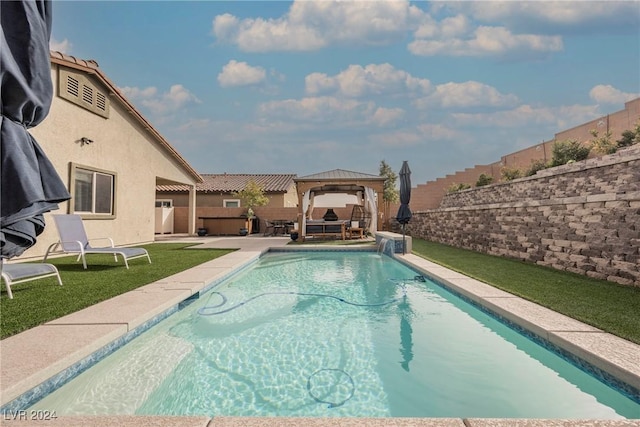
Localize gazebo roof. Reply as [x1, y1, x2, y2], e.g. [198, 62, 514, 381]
[294, 168, 384, 196]
[295, 169, 381, 182]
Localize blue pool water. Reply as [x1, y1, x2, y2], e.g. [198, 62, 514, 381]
[30, 252, 639, 418]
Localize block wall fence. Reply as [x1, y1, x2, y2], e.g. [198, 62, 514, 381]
[405, 146, 640, 286]
[407, 98, 640, 211]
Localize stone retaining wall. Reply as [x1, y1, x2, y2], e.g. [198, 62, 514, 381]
[407, 146, 640, 286]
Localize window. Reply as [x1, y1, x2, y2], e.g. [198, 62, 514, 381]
[155, 199, 173, 208]
[223, 199, 240, 208]
[59, 68, 110, 118]
[71, 164, 116, 217]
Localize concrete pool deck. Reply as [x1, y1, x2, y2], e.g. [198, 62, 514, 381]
[1, 235, 639, 426]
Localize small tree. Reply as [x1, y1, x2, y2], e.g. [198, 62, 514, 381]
[379, 160, 399, 228]
[475, 173, 493, 187]
[589, 129, 616, 155]
[525, 159, 549, 176]
[233, 179, 269, 218]
[501, 167, 522, 181]
[616, 122, 639, 148]
[617, 130, 636, 148]
[550, 139, 591, 167]
[447, 182, 471, 193]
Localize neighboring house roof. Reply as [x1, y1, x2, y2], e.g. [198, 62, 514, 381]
[49, 51, 202, 183]
[156, 174, 297, 193]
[296, 169, 382, 181]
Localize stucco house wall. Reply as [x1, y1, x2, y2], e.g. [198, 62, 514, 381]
[22, 53, 200, 260]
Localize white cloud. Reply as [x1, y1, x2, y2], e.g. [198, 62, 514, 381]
[305, 63, 431, 98]
[452, 104, 600, 131]
[409, 25, 562, 57]
[416, 123, 464, 140]
[258, 96, 375, 124]
[212, 0, 422, 52]
[414, 81, 519, 109]
[50, 38, 72, 53]
[369, 130, 424, 147]
[305, 72, 339, 96]
[218, 60, 267, 87]
[589, 85, 639, 105]
[370, 107, 405, 127]
[120, 86, 158, 99]
[120, 84, 200, 115]
[456, 1, 640, 34]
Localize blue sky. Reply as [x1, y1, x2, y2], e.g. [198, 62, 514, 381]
[50, 1, 640, 185]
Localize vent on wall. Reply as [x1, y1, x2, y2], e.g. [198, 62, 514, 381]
[59, 68, 110, 118]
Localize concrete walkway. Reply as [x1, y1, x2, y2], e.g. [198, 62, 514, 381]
[1, 235, 639, 426]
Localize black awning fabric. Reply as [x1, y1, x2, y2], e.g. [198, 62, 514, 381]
[1, 0, 70, 258]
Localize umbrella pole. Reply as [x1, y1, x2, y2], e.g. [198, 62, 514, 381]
[402, 224, 406, 255]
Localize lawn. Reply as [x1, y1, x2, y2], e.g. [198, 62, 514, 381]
[411, 239, 640, 345]
[0, 243, 234, 339]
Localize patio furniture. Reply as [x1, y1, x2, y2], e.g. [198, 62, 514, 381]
[304, 220, 348, 240]
[1, 261, 63, 299]
[43, 214, 151, 269]
[347, 205, 370, 239]
[263, 220, 286, 236]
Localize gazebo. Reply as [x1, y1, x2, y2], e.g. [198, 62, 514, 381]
[294, 169, 385, 238]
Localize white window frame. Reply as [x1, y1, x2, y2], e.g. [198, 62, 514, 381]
[155, 199, 173, 208]
[70, 163, 117, 218]
[223, 199, 241, 208]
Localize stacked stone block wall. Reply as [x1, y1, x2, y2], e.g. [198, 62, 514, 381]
[408, 146, 640, 286]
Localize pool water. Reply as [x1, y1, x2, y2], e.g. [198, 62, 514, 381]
[30, 252, 639, 418]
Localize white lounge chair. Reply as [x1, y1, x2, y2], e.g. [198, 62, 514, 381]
[43, 214, 151, 269]
[1, 261, 63, 299]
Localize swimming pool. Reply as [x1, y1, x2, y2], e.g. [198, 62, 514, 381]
[28, 251, 639, 418]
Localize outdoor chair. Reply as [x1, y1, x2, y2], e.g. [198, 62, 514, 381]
[263, 220, 275, 236]
[1, 261, 63, 299]
[43, 214, 151, 269]
[348, 205, 369, 239]
[263, 220, 286, 236]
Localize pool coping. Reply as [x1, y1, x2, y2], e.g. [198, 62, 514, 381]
[1, 237, 639, 426]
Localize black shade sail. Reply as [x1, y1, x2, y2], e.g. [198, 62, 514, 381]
[1, 0, 70, 259]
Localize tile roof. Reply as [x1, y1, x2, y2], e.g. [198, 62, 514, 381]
[296, 169, 382, 181]
[156, 174, 296, 193]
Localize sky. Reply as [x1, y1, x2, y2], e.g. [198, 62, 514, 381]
[49, 0, 640, 185]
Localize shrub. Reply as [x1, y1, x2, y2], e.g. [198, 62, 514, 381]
[617, 130, 636, 148]
[501, 167, 522, 181]
[475, 173, 493, 187]
[616, 123, 640, 149]
[550, 139, 591, 167]
[446, 182, 471, 193]
[589, 129, 616, 155]
[524, 159, 549, 176]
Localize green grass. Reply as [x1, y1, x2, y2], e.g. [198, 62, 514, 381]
[412, 239, 640, 344]
[1, 243, 234, 339]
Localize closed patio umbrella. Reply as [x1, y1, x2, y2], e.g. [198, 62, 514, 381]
[396, 161, 412, 254]
[1, 0, 70, 259]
